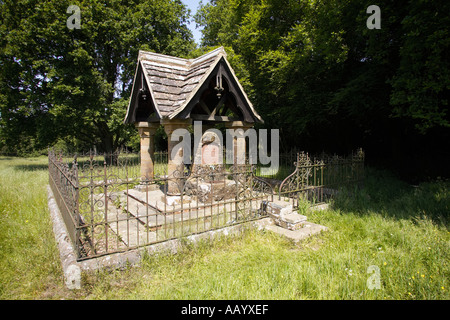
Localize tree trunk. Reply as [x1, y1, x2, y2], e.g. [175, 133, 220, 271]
[102, 131, 119, 166]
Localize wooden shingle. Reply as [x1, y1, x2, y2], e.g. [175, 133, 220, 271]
[125, 47, 263, 124]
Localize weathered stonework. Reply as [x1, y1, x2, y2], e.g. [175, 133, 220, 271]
[277, 212, 308, 231]
[265, 201, 308, 230]
[47, 185, 81, 289]
[162, 119, 192, 195]
[263, 200, 328, 242]
[136, 122, 159, 181]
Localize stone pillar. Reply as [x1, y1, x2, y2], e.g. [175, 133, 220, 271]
[162, 119, 192, 195]
[136, 122, 159, 182]
[225, 121, 253, 166]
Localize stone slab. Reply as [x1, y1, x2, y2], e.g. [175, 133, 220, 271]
[266, 201, 294, 215]
[127, 188, 199, 212]
[47, 186, 81, 289]
[282, 212, 307, 224]
[266, 202, 283, 214]
[265, 222, 328, 243]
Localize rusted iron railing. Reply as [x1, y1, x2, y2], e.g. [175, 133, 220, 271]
[48, 150, 80, 253]
[278, 149, 365, 208]
[48, 148, 363, 260]
[48, 149, 273, 261]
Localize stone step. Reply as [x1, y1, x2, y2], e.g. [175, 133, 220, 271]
[104, 197, 157, 247]
[272, 212, 308, 231]
[266, 201, 294, 216]
[264, 200, 310, 230]
[282, 212, 307, 223]
[265, 222, 328, 243]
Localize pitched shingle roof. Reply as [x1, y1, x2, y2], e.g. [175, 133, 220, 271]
[125, 47, 262, 123]
[140, 48, 220, 117]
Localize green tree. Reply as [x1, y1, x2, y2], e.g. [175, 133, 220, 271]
[390, 0, 450, 133]
[196, 0, 350, 150]
[0, 0, 195, 155]
[196, 0, 449, 163]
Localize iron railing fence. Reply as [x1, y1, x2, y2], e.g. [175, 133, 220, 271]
[48, 150, 80, 251]
[278, 149, 365, 208]
[137, 149, 300, 181]
[48, 149, 273, 261]
[48, 148, 364, 261]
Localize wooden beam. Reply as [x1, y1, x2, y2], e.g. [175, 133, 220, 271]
[210, 93, 227, 118]
[190, 114, 241, 122]
[221, 104, 228, 116]
[199, 100, 211, 115]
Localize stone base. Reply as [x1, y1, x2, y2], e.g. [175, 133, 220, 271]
[185, 179, 237, 202]
[266, 202, 292, 215]
[265, 201, 309, 231]
[278, 213, 308, 230]
[269, 212, 308, 231]
[265, 222, 328, 243]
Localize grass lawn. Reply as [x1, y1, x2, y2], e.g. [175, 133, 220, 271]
[0, 156, 448, 299]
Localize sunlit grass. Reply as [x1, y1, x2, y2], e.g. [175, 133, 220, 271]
[0, 156, 63, 299]
[0, 157, 448, 299]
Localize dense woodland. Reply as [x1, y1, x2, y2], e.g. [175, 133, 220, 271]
[1, 0, 449, 182]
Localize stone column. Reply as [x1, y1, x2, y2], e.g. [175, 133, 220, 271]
[162, 119, 192, 195]
[136, 122, 159, 183]
[225, 121, 253, 166]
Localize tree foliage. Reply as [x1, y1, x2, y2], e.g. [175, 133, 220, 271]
[195, 0, 449, 179]
[389, 0, 450, 133]
[1, 0, 448, 179]
[0, 0, 195, 155]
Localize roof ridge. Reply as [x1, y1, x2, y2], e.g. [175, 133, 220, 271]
[190, 46, 226, 67]
[139, 47, 226, 70]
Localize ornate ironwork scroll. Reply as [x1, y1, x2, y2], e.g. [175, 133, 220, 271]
[278, 149, 364, 208]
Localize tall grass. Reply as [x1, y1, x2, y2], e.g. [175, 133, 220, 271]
[0, 156, 63, 299]
[0, 157, 448, 299]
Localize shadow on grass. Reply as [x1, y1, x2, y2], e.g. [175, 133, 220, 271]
[331, 167, 449, 229]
